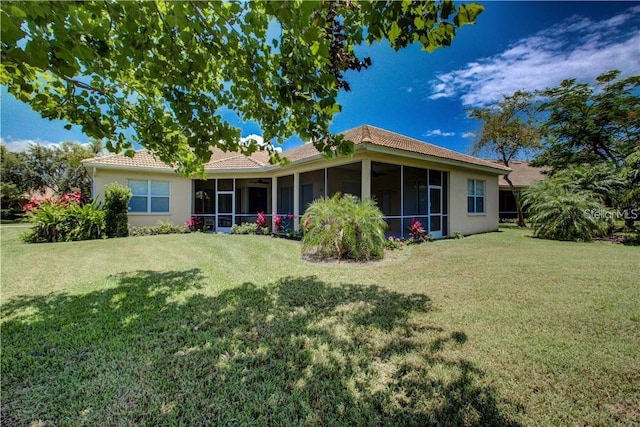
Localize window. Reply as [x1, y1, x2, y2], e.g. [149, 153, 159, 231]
[467, 179, 485, 214]
[128, 180, 170, 213]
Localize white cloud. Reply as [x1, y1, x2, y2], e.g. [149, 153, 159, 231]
[462, 132, 476, 139]
[0, 137, 63, 152]
[428, 6, 640, 107]
[239, 134, 283, 153]
[424, 129, 455, 137]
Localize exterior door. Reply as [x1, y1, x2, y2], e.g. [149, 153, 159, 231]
[217, 191, 234, 233]
[429, 186, 442, 238]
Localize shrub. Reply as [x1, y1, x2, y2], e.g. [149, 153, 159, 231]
[62, 202, 106, 241]
[21, 196, 105, 243]
[231, 222, 258, 235]
[129, 221, 186, 236]
[155, 221, 187, 234]
[104, 182, 131, 238]
[301, 193, 387, 262]
[385, 236, 404, 251]
[523, 179, 612, 241]
[185, 215, 204, 232]
[407, 218, 427, 242]
[256, 212, 267, 229]
[21, 200, 66, 243]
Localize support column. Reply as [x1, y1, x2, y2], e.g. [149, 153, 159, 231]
[271, 176, 278, 231]
[361, 159, 371, 201]
[293, 172, 300, 230]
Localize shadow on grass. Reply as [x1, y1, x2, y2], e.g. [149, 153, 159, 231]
[2, 270, 520, 426]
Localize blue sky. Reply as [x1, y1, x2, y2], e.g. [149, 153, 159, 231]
[1, 1, 639, 155]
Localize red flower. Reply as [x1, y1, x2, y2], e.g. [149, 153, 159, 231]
[274, 215, 283, 232]
[22, 199, 41, 212]
[256, 211, 267, 228]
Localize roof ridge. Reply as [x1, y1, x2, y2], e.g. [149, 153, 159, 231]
[206, 153, 243, 165]
[365, 125, 509, 171]
[361, 125, 372, 143]
[244, 153, 268, 167]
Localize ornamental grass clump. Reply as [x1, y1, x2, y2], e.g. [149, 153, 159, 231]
[301, 193, 387, 262]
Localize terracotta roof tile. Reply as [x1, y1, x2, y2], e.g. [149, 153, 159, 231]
[83, 150, 173, 170]
[344, 125, 510, 172]
[84, 147, 271, 171]
[493, 160, 548, 187]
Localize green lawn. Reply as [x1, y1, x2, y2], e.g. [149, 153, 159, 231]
[1, 224, 639, 426]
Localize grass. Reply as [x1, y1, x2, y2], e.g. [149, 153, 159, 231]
[1, 224, 639, 426]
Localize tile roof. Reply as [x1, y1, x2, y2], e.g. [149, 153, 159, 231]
[346, 125, 511, 172]
[279, 125, 510, 172]
[492, 160, 548, 187]
[84, 125, 510, 174]
[83, 147, 271, 172]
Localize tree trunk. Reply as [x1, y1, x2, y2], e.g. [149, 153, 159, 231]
[504, 175, 526, 227]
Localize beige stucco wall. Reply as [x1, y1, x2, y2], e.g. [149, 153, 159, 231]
[448, 168, 499, 236]
[92, 169, 192, 228]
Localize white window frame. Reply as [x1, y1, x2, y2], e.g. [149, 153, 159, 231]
[127, 179, 171, 214]
[467, 179, 485, 215]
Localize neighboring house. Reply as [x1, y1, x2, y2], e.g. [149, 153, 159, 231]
[490, 160, 547, 220]
[83, 125, 510, 238]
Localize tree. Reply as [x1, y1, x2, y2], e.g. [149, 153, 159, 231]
[55, 139, 104, 195]
[532, 70, 640, 170]
[468, 91, 540, 227]
[1, 1, 483, 175]
[531, 70, 640, 232]
[0, 140, 103, 197]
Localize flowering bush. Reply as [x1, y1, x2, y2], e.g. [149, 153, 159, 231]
[408, 218, 427, 242]
[185, 215, 203, 232]
[59, 191, 87, 206]
[385, 236, 405, 251]
[21, 193, 105, 243]
[22, 198, 45, 212]
[256, 212, 267, 228]
[274, 215, 283, 232]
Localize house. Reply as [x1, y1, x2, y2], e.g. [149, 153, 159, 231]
[83, 125, 510, 237]
[490, 160, 547, 220]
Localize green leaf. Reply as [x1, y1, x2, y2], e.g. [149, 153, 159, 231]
[1, 10, 25, 45]
[454, 3, 484, 27]
[310, 41, 320, 56]
[388, 21, 401, 45]
[25, 40, 49, 69]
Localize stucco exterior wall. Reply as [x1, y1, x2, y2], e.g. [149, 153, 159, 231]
[92, 169, 192, 228]
[448, 168, 499, 236]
